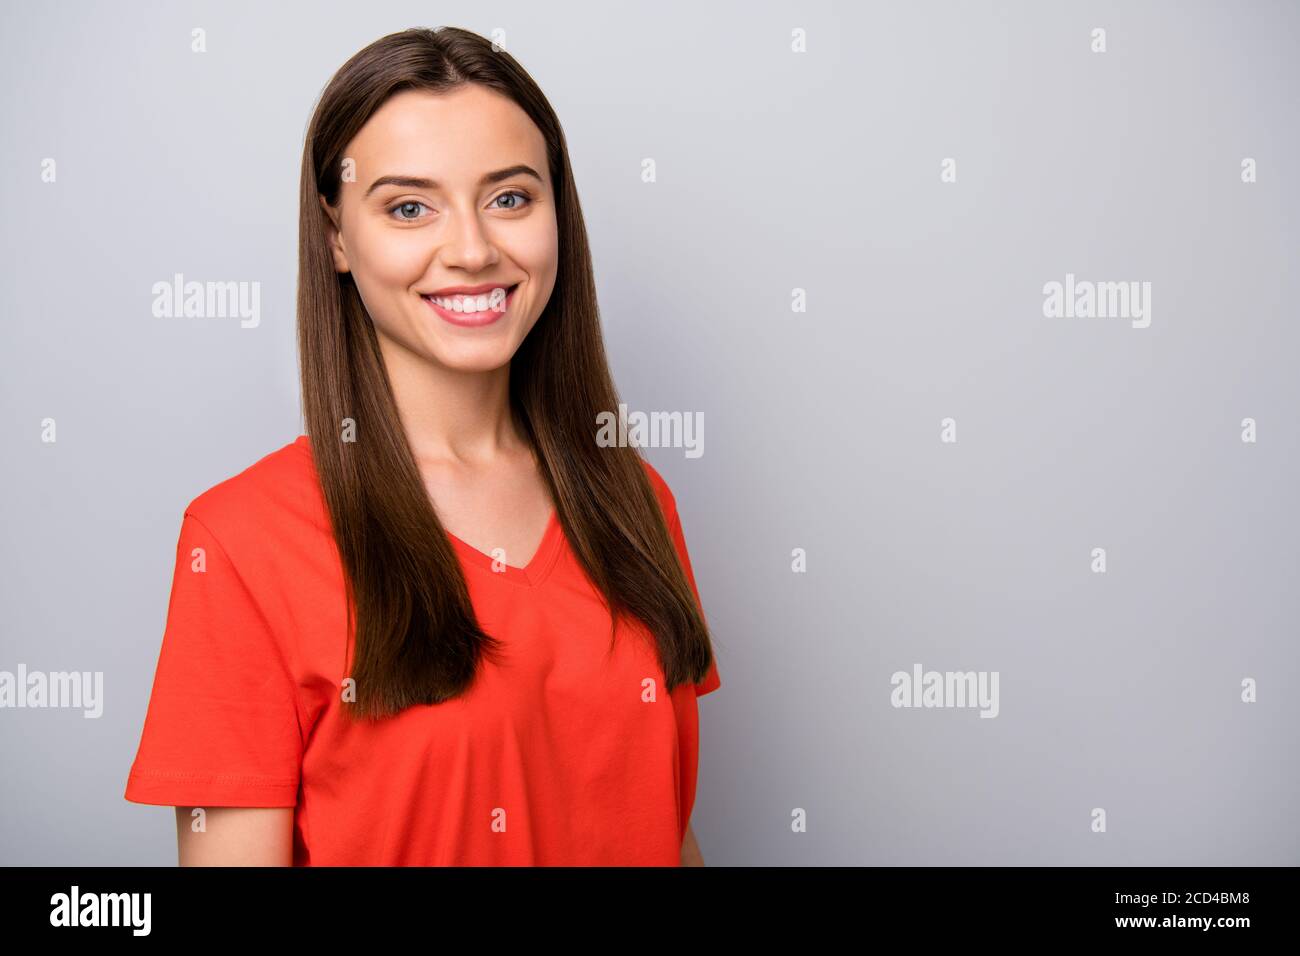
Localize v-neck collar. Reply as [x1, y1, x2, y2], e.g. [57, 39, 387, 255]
[293, 433, 565, 589]
[445, 507, 564, 589]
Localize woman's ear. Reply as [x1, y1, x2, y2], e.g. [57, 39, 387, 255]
[318, 194, 350, 274]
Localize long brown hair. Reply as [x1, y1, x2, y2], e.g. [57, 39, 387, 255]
[296, 26, 714, 720]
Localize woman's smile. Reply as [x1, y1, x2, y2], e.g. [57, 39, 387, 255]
[420, 281, 520, 328]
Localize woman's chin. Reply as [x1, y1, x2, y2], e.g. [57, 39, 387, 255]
[423, 340, 518, 374]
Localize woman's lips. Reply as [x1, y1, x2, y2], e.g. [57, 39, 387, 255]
[422, 285, 517, 327]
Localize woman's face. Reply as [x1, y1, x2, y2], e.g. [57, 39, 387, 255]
[320, 85, 559, 374]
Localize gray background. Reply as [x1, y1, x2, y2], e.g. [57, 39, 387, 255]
[1, 0, 1296, 865]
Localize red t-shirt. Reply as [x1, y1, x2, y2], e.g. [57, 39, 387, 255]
[124, 435, 720, 865]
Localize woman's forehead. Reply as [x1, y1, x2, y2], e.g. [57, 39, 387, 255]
[347, 87, 547, 179]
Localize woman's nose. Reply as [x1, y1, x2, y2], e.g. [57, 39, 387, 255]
[436, 205, 498, 272]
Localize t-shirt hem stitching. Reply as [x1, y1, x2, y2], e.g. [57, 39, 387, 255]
[129, 768, 298, 785]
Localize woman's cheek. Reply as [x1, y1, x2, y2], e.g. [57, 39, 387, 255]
[365, 228, 431, 282]
[517, 217, 558, 279]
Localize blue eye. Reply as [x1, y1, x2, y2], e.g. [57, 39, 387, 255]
[390, 200, 429, 222]
[388, 191, 531, 222]
[492, 190, 532, 210]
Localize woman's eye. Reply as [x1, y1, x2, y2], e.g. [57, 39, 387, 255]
[389, 201, 429, 221]
[491, 190, 532, 211]
[388, 192, 529, 221]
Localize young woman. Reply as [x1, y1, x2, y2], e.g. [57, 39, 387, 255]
[124, 26, 720, 866]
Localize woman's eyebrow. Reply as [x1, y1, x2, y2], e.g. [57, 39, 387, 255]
[363, 164, 543, 198]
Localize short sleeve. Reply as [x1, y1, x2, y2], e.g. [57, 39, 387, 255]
[666, 505, 722, 698]
[124, 510, 303, 807]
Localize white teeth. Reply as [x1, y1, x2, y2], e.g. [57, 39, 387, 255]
[428, 286, 512, 312]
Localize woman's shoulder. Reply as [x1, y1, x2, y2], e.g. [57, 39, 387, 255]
[638, 457, 679, 522]
[181, 434, 325, 547]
